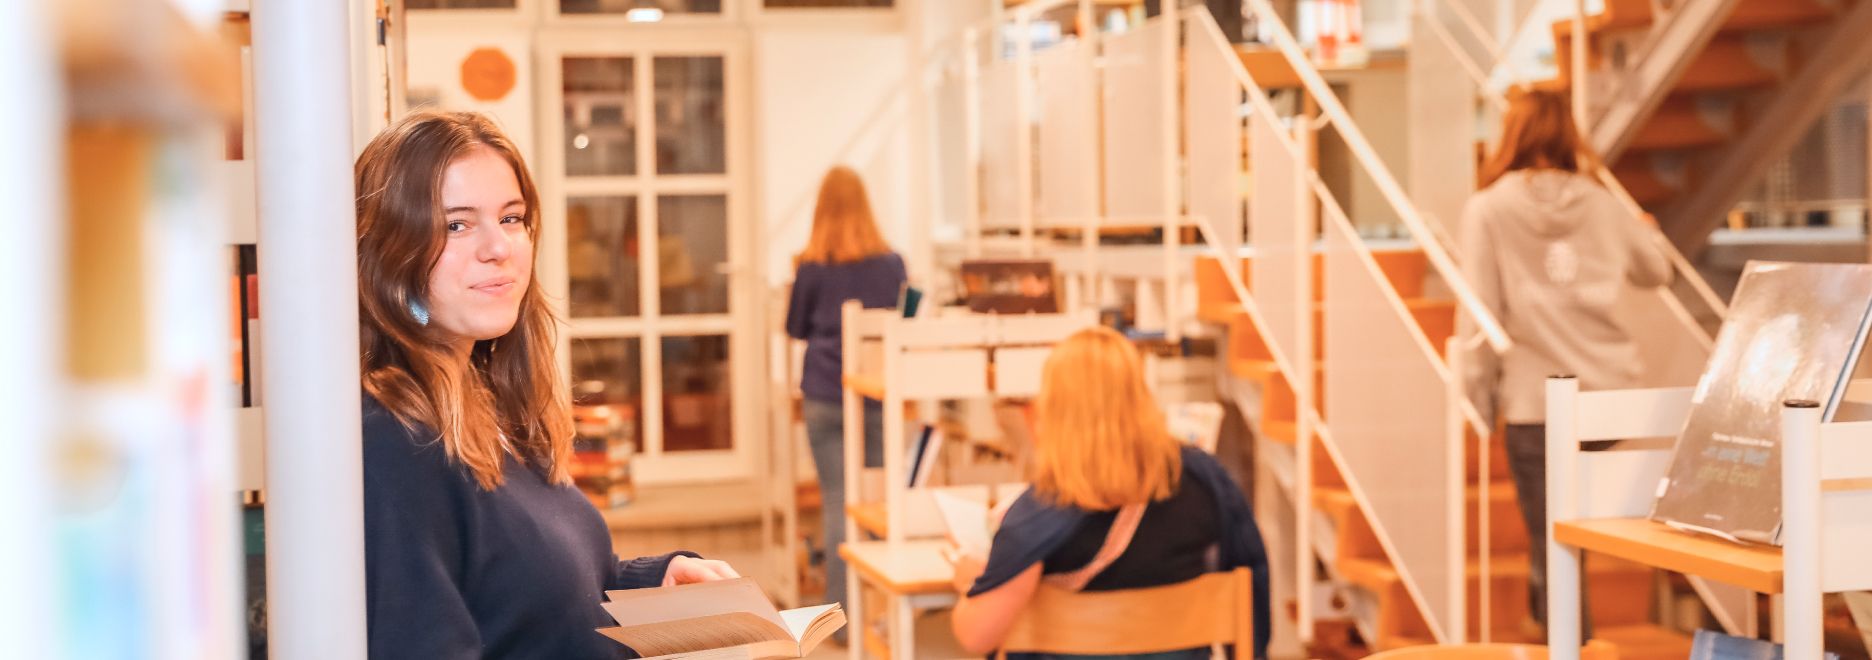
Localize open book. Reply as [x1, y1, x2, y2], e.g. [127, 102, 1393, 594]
[932, 490, 992, 559]
[597, 578, 845, 660]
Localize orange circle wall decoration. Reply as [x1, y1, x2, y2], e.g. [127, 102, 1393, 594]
[460, 47, 517, 102]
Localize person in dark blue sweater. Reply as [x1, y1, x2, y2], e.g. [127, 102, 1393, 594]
[353, 110, 739, 659]
[783, 166, 906, 625]
[949, 327, 1271, 659]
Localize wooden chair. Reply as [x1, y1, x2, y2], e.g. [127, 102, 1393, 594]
[1364, 641, 1619, 660]
[995, 568, 1254, 659]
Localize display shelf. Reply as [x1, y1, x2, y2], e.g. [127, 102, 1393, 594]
[1551, 518, 1782, 594]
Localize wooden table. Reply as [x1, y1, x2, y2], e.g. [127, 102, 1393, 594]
[840, 540, 959, 660]
[1552, 517, 1783, 594]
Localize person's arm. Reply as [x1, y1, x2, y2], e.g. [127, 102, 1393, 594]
[1622, 209, 1673, 288]
[784, 265, 816, 341]
[949, 559, 1044, 655]
[947, 495, 1080, 654]
[362, 419, 482, 659]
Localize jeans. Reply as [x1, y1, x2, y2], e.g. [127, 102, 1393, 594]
[1504, 424, 1592, 641]
[802, 397, 883, 620]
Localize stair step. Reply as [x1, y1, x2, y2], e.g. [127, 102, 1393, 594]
[1627, 96, 1735, 152]
[1610, 153, 1689, 207]
[1337, 551, 1650, 593]
[1725, 0, 1837, 32]
[1676, 35, 1785, 92]
[1316, 482, 1528, 559]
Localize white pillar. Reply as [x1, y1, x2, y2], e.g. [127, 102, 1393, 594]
[253, 0, 367, 657]
[1545, 375, 1582, 660]
[1779, 400, 1823, 660]
[0, 1, 60, 657]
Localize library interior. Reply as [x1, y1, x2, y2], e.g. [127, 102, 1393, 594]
[24, 0, 1872, 658]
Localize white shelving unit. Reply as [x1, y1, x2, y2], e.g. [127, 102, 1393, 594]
[836, 301, 1095, 659]
[1544, 377, 1872, 660]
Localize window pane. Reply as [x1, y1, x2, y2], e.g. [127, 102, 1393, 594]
[408, 0, 517, 8]
[653, 57, 727, 175]
[560, 0, 722, 15]
[656, 195, 728, 315]
[571, 337, 643, 419]
[568, 196, 641, 317]
[563, 57, 636, 177]
[764, 0, 891, 6]
[661, 335, 731, 452]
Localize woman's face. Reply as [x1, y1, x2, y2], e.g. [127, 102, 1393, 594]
[426, 146, 532, 345]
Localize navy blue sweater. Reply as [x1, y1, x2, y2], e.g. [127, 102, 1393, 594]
[784, 253, 907, 402]
[362, 396, 691, 659]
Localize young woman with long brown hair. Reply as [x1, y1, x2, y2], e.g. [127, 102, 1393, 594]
[1461, 88, 1670, 639]
[783, 165, 906, 625]
[356, 110, 736, 658]
[948, 327, 1270, 659]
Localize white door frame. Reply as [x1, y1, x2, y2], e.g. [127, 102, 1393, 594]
[536, 27, 759, 485]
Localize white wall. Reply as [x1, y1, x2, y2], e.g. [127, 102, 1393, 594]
[404, 15, 538, 165]
[755, 29, 914, 285]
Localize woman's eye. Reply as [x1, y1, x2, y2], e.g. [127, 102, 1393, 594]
[446, 221, 468, 233]
[501, 214, 524, 225]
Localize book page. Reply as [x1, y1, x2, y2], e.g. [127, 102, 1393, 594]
[932, 490, 991, 555]
[777, 604, 838, 641]
[599, 612, 794, 657]
[602, 578, 785, 632]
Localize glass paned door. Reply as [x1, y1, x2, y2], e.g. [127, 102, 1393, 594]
[543, 34, 750, 483]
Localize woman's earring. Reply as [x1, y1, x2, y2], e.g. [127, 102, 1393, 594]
[409, 299, 431, 326]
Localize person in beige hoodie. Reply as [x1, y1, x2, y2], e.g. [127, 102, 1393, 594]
[1459, 88, 1672, 640]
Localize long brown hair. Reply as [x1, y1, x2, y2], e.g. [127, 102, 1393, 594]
[355, 110, 572, 490]
[1479, 88, 1586, 188]
[796, 165, 892, 265]
[1031, 327, 1182, 510]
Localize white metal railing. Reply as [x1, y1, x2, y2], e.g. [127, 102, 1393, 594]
[1245, 0, 1514, 355]
[940, 1, 1516, 646]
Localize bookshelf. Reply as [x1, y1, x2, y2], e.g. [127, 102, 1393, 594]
[1543, 377, 1872, 660]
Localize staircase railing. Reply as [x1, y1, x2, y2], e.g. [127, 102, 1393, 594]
[950, 0, 1517, 646]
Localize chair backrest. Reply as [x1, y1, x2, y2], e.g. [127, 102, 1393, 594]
[996, 568, 1253, 658]
[1363, 641, 1620, 660]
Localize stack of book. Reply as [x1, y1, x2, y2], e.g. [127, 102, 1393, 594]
[572, 402, 637, 510]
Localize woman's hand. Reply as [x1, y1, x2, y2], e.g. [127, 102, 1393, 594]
[662, 555, 741, 587]
[950, 548, 987, 595]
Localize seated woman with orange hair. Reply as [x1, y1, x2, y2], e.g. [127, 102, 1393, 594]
[949, 327, 1271, 659]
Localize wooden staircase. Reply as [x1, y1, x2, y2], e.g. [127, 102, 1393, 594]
[1194, 252, 1693, 658]
[1551, 0, 1859, 241]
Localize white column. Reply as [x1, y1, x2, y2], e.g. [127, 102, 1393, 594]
[253, 0, 367, 657]
[1545, 375, 1583, 660]
[905, 0, 935, 285]
[1780, 400, 1823, 660]
[0, 1, 60, 656]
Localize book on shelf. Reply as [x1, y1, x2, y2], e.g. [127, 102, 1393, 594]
[1651, 261, 1872, 545]
[598, 578, 844, 660]
[906, 424, 944, 488]
[231, 244, 260, 407]
[1688, 629, 1839, 659]
[572, 402, 637, 509]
